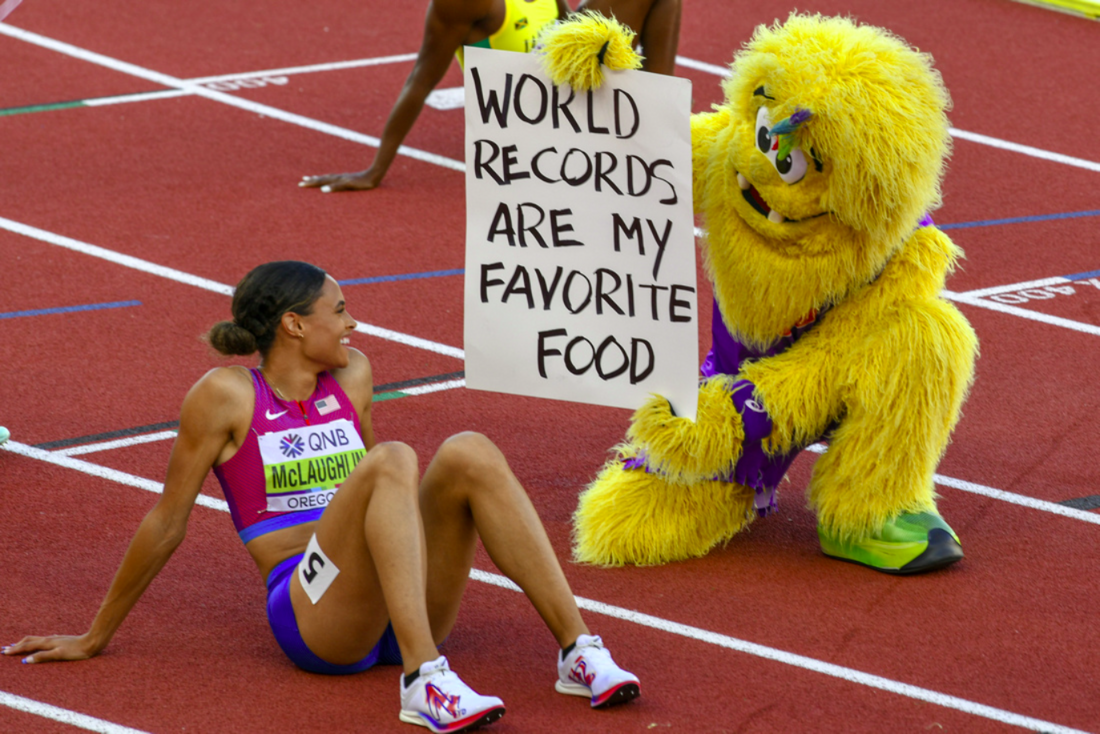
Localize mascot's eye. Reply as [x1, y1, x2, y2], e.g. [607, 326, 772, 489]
[755, 106, 809, 184]
[775, 148, 808, 184]
[755, 106, 774, 154]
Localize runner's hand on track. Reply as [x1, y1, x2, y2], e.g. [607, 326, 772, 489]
[299, 169, 382, 192]
[3, 634, 99, 664]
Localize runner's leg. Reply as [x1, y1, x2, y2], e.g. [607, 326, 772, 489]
[418, 432, 588, 647]
[291, 441, 439, 673]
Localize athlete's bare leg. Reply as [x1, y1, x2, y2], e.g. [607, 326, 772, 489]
[290, 441, 440, 674]
[418, 432, 589, 648]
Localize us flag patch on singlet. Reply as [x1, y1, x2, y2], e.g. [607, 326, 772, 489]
[315, 395, 339, 415]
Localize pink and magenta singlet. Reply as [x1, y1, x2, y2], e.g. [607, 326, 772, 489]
[214, 368, 367, 544]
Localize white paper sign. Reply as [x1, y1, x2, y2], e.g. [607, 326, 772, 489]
[463, 47, 698, 419]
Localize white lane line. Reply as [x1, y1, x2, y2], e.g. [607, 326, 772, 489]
[0, 216, 465, 359]
[4, 21, 1095, 178]
[0, 691, 150, 734]
[0, 440, 1088, 734]
[84, 89, 190, 106]
[804, 444, 1100, 525]
[54, 430, 179, 457]
[2, 440, 228, 512]
[0, 216, 234, 296]
[187, 53, 418, 85]
[674, 54, 730, 77]
[475, 568, 1091, 734]
[354, 324, 464, 360]
[402, 378, 467, 395]
[84, 54, 421, 107]
[943, 290, 1100, 337]
[949, 128, 1100, 174]
[961, 276, 1074, 299]
[0, 24, 462, 173]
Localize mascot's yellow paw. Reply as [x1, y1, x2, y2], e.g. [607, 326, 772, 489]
[574, 458, 757, 566]
[538, 11, 641, 91]
[625, 377, 745, 484]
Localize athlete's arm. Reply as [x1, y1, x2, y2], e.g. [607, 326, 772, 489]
[299, 0, 496, 192]
[333, 348, 375, 450]
[3, 369, 248, 663]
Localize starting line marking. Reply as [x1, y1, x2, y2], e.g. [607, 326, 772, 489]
[3, 22, 1099, 177]
[0, 438, 1090, 734]
[0, 691, 149, 734]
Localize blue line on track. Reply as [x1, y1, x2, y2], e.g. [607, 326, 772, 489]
[1065, 268, 1100, 281]
[339, 269, 463, 286]
[939, 209, 1100, 230]
[0, 300, 142, 320]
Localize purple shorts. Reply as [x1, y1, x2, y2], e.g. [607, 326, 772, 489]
[265, 554, 403, 674]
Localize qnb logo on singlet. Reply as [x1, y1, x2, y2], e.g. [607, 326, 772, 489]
[280, 434, 305, 458]
[257, 419, 366, 512]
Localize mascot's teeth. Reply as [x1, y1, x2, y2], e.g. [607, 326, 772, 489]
[768, 210, 786, 224]
[737, 173, 751, 191]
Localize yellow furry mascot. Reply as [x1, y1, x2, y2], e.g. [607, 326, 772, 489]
[539, 13, 979, 573]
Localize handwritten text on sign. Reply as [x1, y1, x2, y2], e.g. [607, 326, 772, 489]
[463, 48, 697, 419]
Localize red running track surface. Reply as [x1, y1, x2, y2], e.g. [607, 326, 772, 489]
[1, 1, 1098, 732]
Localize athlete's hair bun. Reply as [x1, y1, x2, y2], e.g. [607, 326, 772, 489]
[207, 320, 259, 355]
[206, 261, 327, 357]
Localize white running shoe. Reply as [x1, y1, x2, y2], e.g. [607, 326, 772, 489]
[555, 634, 640, 708]
[399, 656, 505, 733]
[0, 427, 8, 445]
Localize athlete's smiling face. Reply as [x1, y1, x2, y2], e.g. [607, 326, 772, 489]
[299, 276, 357, 369]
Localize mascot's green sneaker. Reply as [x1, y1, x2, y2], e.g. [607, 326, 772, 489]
[818, 512, 963, 574]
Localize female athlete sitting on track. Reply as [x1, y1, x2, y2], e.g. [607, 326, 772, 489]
[2, 261, 639, 733]
[299, 0, 681, 192]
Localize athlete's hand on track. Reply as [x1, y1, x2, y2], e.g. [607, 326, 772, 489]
[2, 634, 99, 664]
[299, 169, 383, 192]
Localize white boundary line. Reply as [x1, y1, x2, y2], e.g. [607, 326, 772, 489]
[804, 444, 1100, 525]
[0, 691, 149, 734]
[0, 216, 233, 295]
[949, 128, 1100, 174]
[0, 439, 1089, 734]
[471, 571, 1090, 734]
[943, 290, 1100, 337]
[54, 430, 179, 456]
[188, 53, 419, 85]
[2, 440, 228, 512]
[83, 54, 421, 107]
[402, 378, 467, 396]
[0, 24, 461, 173]
[0, 21, 1093, 734]
[4, 22, 1099, 177]
[0, 215, 465, 359]
[961, 276, 1074, 299]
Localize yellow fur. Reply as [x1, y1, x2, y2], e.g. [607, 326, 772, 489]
[625, 376, 745, 484]
[538, 11, 642, 91]
[570, 14, 977, 564]
[574, 458, 757, 566]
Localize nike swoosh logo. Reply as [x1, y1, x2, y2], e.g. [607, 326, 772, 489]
[265, 409, 289, 420]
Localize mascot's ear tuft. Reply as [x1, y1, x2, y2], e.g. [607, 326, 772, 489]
[538, 11, 642, 91]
